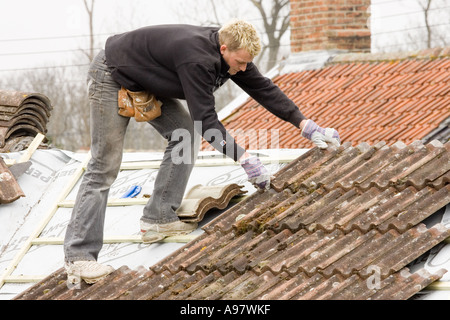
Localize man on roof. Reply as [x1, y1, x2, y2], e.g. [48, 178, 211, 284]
[63, 20, 341, 285]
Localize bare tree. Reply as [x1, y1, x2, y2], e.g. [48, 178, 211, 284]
[174, 0, 290, 72]
[249, 0, 290, 71]
[415, 0, 450, 48]
[419, 0, 433, 48]
[173, 0, 290, 110]
[373, 0, 450, 52]
[0, 65, 90, 150]
[2, 1, 292, 151]
[81, 0, 96, 62]
[406, 0, 450, 49]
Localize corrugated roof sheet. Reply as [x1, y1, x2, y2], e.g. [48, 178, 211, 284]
[14, 139, 450, 300]
[203, 51, 450, 151]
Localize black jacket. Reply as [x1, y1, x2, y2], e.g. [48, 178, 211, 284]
[105, 24, 305, 161]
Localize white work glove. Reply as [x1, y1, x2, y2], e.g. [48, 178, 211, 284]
[301, 119, 341, 149]
[240, 156, 271, 190]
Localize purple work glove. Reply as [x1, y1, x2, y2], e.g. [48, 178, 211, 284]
[240, 156, 271, 190]
[301, 119, 341, 149]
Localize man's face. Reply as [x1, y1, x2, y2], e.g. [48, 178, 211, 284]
[220, 45, 253, 75]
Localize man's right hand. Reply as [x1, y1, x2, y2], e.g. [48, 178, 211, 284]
[301, 119, 341, 149]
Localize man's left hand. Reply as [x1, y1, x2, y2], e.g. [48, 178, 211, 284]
[240, 156, 271, 190]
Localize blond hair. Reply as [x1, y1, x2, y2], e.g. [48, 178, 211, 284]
[218, 20, 262, 57]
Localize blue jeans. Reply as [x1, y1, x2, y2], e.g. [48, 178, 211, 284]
[64, 50, 198, 262]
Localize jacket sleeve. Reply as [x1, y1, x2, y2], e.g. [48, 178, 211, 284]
[231, 63, 306, 128]
[177, 62, 246, 161]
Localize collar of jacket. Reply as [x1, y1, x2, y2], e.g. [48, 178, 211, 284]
[213, 31, 231, 77]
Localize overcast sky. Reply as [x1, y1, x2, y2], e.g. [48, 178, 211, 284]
[0, 0, 185, 72]
[0, 0, 448, 74]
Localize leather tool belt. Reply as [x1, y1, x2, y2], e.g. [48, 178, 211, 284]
[118, 87, 162, 122]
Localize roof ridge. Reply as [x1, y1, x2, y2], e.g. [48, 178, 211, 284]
[329, 47, 450, 65]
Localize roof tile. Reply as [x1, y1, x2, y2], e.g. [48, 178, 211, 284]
[0, 157, 25, 203]
[177, 184, 246, 222]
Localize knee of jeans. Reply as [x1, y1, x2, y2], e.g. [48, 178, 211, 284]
[87, 155, 121, 180]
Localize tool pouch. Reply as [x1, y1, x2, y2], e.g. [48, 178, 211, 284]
[118, 87, 162, 122]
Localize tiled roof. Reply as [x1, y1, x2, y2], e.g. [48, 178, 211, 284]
[14, 139, 450, 300]
[203, 49, 450, 151]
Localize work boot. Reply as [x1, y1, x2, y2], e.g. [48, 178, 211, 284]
[65, 260, 114, 285]
[140, 220, 197, 243]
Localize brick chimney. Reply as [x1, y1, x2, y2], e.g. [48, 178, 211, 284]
[290, 0, 371, 53]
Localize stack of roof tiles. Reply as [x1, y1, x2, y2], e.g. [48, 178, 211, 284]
[0, 90, 52, 152]
[14, 139, 450, 300]
[203, 48, 450, 151]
